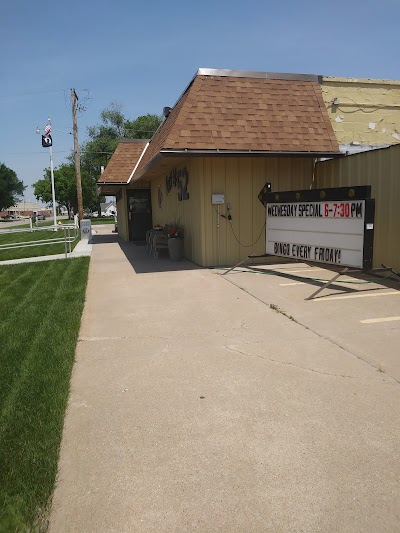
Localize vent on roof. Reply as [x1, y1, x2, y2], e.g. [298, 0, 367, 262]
[163, 106, 172, 118]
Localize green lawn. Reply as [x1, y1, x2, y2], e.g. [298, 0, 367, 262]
[0, 258, 90, 531]
[85, 217, 115, 225]
[0, 227, 80, 261]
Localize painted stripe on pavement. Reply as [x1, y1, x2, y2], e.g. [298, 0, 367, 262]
[313, 291, 400, 301]
[276, 268, 326, 274]
[360, 316, 400, 324]
[279, 282, 305, 286]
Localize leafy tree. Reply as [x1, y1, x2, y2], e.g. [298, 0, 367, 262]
[124, 113, 162, 139]
[80, 104, 162, 215]
[0, 163, 26, 210]
[33, 163, 104, 218]
[35, 104, 163, 217]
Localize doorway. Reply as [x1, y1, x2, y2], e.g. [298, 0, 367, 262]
[127, 189, 152, 241]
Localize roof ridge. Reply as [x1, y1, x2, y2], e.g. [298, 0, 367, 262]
[166, 76, 206, 147]
[311, 83, 339, 150]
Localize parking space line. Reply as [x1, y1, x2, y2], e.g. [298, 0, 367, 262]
[279, 282, 305, 286]
[313, 291, 400, 301]
[360, 316, 400, 324]
[275, 268, 326, 274]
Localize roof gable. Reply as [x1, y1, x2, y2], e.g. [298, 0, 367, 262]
[98, 139, 149, 184]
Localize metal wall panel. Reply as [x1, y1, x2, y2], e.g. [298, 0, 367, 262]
[146, 156, 314, 266]
[116, 188, 129, 241]
[200, 157, 314, 266]
[315, 145, 400, 271]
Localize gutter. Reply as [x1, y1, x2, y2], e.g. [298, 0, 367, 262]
[97, 181, 128, 185]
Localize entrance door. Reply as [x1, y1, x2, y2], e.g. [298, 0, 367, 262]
[127, 189, 152, 241]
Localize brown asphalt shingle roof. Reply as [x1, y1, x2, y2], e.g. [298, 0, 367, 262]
[98, 139, 148, 184]
[134, 71, 339, 178]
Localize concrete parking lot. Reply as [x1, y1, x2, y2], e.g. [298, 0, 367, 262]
[50, 228, 400, 532]
[218, 262, 400, 383]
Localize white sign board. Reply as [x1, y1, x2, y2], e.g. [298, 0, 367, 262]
[266, 200, 367, 268]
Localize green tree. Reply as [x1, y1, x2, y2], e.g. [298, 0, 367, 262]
[80, 104, 162, 215]
[124, 113, 162, 139]
[33, 163, 104, 218]
[35, 104, 163, 217]
[0, 163, 25, 210]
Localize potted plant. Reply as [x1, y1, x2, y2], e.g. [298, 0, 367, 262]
[167, 226, 184, 261]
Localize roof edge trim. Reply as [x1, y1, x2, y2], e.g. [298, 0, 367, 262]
[197, 68, 321, 83]
[127, 142, 149, 183]
[97, 181, 127, 185]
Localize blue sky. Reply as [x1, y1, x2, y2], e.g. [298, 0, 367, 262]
[1, 0, 399, 201]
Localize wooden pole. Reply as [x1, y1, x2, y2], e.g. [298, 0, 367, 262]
[71, 89, 84, 221]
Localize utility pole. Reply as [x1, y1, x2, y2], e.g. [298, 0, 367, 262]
[71, 89, 84, 221]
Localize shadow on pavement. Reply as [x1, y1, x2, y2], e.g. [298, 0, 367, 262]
[223, 264, 400, 297]
[92, 232, 200, 274]
[92, 231, 400, 289]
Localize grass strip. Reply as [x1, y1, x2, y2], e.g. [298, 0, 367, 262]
[0, 258, 90, 531]
[85, 217, 115, 225]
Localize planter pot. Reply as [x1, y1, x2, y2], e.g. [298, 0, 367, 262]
[168, 238, 184, 261]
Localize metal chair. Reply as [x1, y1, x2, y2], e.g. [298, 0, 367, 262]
[152, 233, 169, 260]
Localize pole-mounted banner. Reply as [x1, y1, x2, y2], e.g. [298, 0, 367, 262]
[41, 118, 52, 147]
[41, 134, 52, 147]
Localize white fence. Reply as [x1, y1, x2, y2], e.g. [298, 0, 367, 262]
[0, 224, 79, 259]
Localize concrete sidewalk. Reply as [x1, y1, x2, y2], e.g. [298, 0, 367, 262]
[49, 227, 400, 532]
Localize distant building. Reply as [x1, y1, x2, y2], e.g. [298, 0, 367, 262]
[100, 201, 117, 217]
[1, 202, 51, 218]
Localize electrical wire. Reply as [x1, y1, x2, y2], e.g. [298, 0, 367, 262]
[328, 95, 392, 114]
[213, 205, 266, 248]
[229, 218, 266, 248]
[0, 89, 66, 100]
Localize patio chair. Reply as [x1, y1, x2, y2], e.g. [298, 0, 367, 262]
[146, 229, 154, 254]
[152, 233, 169, 260]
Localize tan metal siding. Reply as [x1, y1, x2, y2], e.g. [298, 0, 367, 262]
[150, 158, 204, 265]
[315, 145, 400, 271]
[202, 157, 314, 266]
[116, 188, 129, 241]
[146, 156, 314, 266]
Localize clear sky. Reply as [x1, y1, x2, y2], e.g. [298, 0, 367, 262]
[1, 0, 399, 202]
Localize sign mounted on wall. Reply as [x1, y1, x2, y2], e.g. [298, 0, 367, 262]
[258, 186, 375, 270]
[166, 168, 189, 201]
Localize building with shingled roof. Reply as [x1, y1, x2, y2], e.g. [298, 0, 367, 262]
[98, 68, 344, 266]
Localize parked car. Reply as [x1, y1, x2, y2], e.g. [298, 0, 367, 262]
[36, 214, 46, 221]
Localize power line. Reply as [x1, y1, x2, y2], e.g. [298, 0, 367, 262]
[0, 89, 66, 100]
